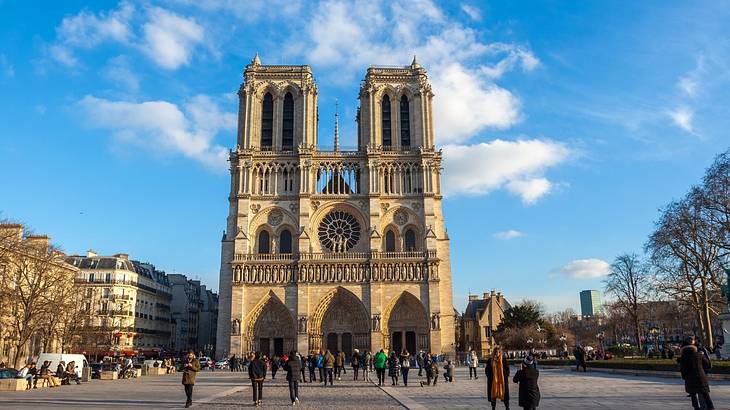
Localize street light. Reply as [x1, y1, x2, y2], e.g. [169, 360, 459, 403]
[596, 332, 605, 355]
[559, 334, 567, 358]
[649, 327, 660, 357]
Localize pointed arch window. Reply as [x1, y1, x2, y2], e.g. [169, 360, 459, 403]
[404, 229, 416, 251]
[282, 92, 294, 150]
[261, 92, 274, 149]
[258, 230, 270, 254]
[385, 230, 396, 252]
[381, 95, 392, 148]
[279, 229, 292, 254]
[400, 95, 410, 148]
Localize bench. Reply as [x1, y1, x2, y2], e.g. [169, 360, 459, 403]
[147, 367, 167, 376]
[0, 378, 29, 391]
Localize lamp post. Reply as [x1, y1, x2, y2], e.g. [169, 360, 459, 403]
[559, 334, 567, 358]
[649, 327, 660, 357]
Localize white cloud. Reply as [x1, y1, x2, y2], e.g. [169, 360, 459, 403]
[0, 54, 14, 78]
[669, 107, 695, 134]
[552, 259, 611, 279]
[300, 1, 539, 145]
[493, 230, 524, 240]
[678, 76, 698, 97]
[169, 0, 303, 22]
[441, 139, 571, 203]
[77, 94, 234, 168]
[432, 64, 521, 143]
[461, 4, 482, 21]
[51, 1, 134, 67]
[103, 55, 139, 92]
[141, 7, 205, 70]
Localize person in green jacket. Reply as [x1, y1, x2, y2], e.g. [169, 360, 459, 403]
[374, 349, 388, 386]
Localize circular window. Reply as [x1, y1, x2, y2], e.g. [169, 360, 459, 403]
[318, 210, 361, 252]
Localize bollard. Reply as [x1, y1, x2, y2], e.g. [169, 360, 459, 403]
[82, 367, 92, 382]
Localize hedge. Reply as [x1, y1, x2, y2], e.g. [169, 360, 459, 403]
[506, 358, 730, 374]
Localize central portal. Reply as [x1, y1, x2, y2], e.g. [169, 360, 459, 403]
[312, 287, 370, 355]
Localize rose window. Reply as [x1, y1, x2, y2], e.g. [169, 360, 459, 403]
[318, 210, 361, 252]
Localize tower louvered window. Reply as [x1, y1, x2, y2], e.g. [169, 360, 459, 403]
[261, 93, 273, 149]
[400, 95, 410, 147]
[282, 92, 294, 150]
[381, 95, 392, 148]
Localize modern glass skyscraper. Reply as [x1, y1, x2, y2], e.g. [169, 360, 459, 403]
[580, 290, 602, 317]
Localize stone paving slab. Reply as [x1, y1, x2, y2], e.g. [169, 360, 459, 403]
[3, 366, 730, 409]
[382, 366, 730, 410]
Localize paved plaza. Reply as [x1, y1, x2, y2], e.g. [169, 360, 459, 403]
[1, 366, 729, 409]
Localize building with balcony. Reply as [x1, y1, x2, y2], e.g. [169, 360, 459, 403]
[216, 56, 455, 359]
[169, 274, 201, 353]
[66, 251, 173, 358]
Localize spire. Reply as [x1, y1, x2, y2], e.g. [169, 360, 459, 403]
[411, 55, 421, 68]
[252, 52, 261, 66]
[334, 100, 340, 151]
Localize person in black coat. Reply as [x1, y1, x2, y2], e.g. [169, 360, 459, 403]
[513, 356, 540, 410]
[248, 352, 267, 407]
[485, 347, 510, 410]
[284, 351, 302, 406]
[679, 337, 715, 410]
[573, 344, 586, 372]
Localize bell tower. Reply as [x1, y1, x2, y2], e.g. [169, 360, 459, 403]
[236, 54, 319, 151]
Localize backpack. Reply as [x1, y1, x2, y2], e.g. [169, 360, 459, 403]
[401, 357, 410, 368]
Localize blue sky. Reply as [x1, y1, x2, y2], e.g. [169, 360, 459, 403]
[1, 1, 728, 313]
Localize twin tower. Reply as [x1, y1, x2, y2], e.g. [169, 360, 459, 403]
[216, 55, 455, 359]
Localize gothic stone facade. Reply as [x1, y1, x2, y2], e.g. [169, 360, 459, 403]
[215, 56, 455, 359]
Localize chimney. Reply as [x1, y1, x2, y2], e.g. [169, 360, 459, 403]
[0, 223, 23, 242]
[25, 235, 50, 254]
[491, 289, 496, 297]
[86, 249, 97, 257]
[468, 294, 479, 302]
[483, 292, 490, 300]
[114, 253, 129, 260]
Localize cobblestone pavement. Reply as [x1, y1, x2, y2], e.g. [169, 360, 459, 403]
[2, 366, 730, 409]
[382, 366, 730, 409]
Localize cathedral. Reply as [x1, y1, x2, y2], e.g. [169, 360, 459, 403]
[215, 55, 455, 359]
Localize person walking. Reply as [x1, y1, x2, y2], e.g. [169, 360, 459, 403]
[400, 350, 411, 386]
[421, 354, 434, 386]
[513, 356, 540, 410]
[387, 351, 401, 386]
[307, 354, 317, 382]
[334, 351, 344, 380]
[680, 337, 715, 410]
[323, 349, 335, 387]
[351, 349, 361, 380]
[300, 353, 308, 383]
[271, 355, 279, 380]
[374, 349, 387, 386]
[573, 344, 586, 372]
[486, 347, 510, 410]
[284, 351, 302, 406]
[362, 350, 372, 382]
[416, 351, 424, 377]
[248, 352, 266, 407]
[181, 351, 201, 408]
[316, 350, 325, 384]
[467, 350, 479, 379]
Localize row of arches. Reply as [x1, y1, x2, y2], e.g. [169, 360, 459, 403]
[242, 288, 430, 356]
[384, 227, 419, 252]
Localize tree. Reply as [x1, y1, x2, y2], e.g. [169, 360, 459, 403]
[604, 253, 651, 351]
[497, 300, 543, 332]
[647, 188, 726, 349]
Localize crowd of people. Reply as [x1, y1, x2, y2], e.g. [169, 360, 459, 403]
[1, 359, 82, 390]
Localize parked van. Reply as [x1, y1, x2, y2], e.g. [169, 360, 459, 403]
[36, 353, 89, 378]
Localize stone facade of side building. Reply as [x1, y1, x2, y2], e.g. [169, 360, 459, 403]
[460, 291, 510, 358]
[216, 56, 455, 359]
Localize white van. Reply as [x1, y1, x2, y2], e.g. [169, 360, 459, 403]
[36, 353, 89, 378]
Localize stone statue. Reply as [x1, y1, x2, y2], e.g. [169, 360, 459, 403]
[231, 319, 240, 335]
[298, 316, 308, 333]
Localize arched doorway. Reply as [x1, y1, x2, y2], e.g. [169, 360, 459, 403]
[246, 293, 296, 357]
[310, 287, 370, 356]
[385, 292, 430, 354]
